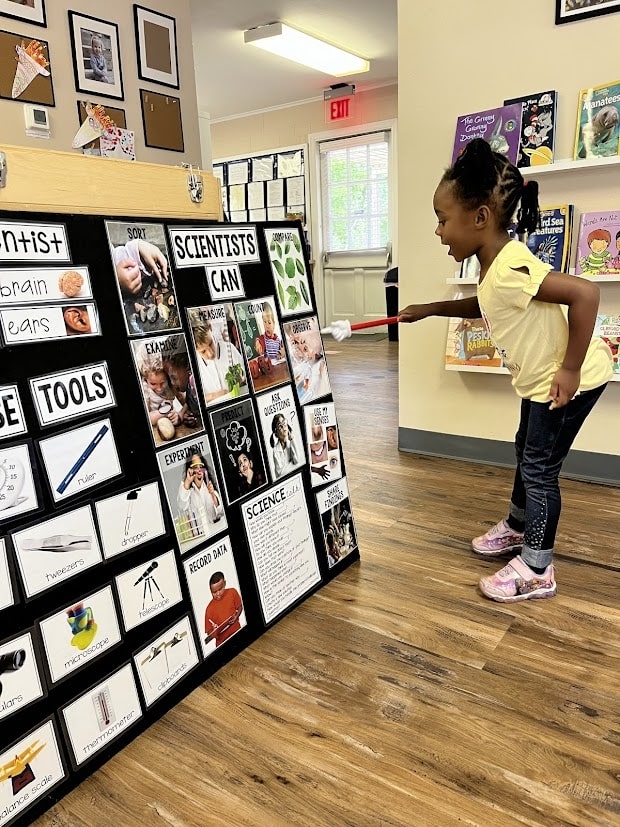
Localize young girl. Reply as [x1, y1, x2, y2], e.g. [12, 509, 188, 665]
[399, 138, 613, 603]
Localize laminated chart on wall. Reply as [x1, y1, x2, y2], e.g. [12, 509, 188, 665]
[0, 210, 359, 825]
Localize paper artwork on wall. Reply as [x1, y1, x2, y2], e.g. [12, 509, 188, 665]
[11, 503, 102, 599]
[133, 615, 199, 707]
[94, 480, 166, 560]
[60, 663, 142, 768]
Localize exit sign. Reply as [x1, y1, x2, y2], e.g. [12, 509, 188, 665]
[325, 95, 354, 123]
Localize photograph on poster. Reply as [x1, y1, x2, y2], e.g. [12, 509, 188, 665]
[0, 221, 69, 264]
[0, 442, 39, 524]
[95, 480, 166, 560]
[242, 473, 320, 624]
[209, 399, 267, 506]
[0, 302, 100, 346]
[61, 663, 142, 768]
[0, 631, 44, 723]
[0, 266, 92, 308]
[182, 536, 246, 659]
[186, 303, 249, 408]
[134, 615, 199, 707]
[0, 538, 15, 612]
[130, 332, 205, 448]
[316, 476, 358, 569]
[68, 12, 124, 100]
[234, 297, 291, 394]
[156, 435, 227, 555]
[0, 385, 26, 442]
[0, 719, 65, 826]
[263, 227, 313, 317]
[11, 503, 102, 599]
[256, 384, 305, 482]
[39, 584, 121, 685]
[0, 0, 46, 26]
[105, 220, 179, 336]
[283, 315, 331, 405]
[115, 549, 183, 632]
[38, 417, 121, 504]
[29, 362, 115, 428]
[304, 401, 343, 488]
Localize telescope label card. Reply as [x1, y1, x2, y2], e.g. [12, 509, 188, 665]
[134, 615, 199, 707]
[95, 481, 166, 560]
[39, 585, 121, 685]
[0, 719, 66, 827]
[60, 663, 143, 769]
[0, 539, 15, 611]
[0, 385, 26, 442]
[38, 417, 121, 504]
[11, 504, 102, 599]
[0, 631, 44, 723]
[30, 362, 115, 427]
[0, 302, 101, 345]
[0, 266, 92, 307]
[182, 536, 247, 659]
[114, 550, 182, 632]
[242, 473, 320, 624]
[0, 443, 39, 524]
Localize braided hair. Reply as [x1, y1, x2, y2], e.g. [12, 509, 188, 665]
[442, 138, 540, 235]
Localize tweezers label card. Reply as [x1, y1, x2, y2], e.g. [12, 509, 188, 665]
[38, 417, 121, 504]
[11, 503, 102, 599]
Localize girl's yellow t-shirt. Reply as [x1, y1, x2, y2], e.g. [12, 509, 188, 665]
[477, 240, 613, 402]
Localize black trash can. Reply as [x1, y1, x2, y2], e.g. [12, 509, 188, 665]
[384, 266, 399, 342]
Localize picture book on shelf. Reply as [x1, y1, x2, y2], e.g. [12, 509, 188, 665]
[574, 211, 620, 278]
[445, 316, 504, 370]
[503, 90, 557, 167]
[573, 79, 620, 160]
[451, 103, 523, 166]
[594, 314, 620, 375]
[525, 205, 574, 272]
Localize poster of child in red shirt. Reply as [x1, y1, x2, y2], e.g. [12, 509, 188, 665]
[182, 535, 246, 658]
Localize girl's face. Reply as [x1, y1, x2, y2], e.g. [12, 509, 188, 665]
[433, 181, 479, 263]
[263, 313, 275, 336]
[146, 370, 168, 395]
[238, 453, 252, 477]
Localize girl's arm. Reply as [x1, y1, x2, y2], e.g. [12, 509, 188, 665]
[534, 271, 600, 408]
[399, 295, 481, 323]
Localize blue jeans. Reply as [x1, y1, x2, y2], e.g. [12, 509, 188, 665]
[508, 384, 607, 570]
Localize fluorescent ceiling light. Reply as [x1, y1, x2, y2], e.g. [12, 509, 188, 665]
[244, 22, 369, 77]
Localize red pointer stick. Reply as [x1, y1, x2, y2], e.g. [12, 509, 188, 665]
[350, 316, 399, 330]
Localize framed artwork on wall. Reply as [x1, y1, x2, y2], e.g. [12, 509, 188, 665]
[0, 29, 53, 104]
[68, 11, 124, 100]
[134, 5, 178, 89]
[140, 88, 184, 151]
[0, 0, 46, 27]
[555, 0, 620, 23]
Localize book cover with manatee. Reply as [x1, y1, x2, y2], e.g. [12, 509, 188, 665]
[263, 227, 313, 317]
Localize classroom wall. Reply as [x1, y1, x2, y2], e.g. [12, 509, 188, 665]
[398, 0, 620, 466]
[0, 0, 200, 166]
[210, 84, 397, 158]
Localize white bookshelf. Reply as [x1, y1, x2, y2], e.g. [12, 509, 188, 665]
[521, 155, 620, 178]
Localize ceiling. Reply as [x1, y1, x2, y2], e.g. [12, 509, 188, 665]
[189, 0, 398, 122]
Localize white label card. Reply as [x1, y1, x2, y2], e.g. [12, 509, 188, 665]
[115, 550, 183, 632]
[168, 226, 260, 268]
[39, 585, 122, 684]
[61, 663, 143, 767]
[205, 264, 245, 300]
[0, 303, 100, 345]
[0, 221, 70, 262]
[95, 481, 166, 560]
[30, 362, 115, 426]
[133, 615, 199, 707]
[0, 631, 44, 723]
[0, 538, 15, 611]
[0, 385, 26, 442]
[39, 417, 121, 504]
[0, 443, 38, 524]
[0, 719, 66, 826]
[0, 266, 92, 307]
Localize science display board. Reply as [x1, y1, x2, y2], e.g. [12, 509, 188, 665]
[0, 212, 359, 826]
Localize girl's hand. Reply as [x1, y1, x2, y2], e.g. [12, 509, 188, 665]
[548, 367, 580, 410]
[398, 304, 428, 323]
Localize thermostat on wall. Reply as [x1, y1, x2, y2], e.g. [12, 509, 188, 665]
[24, 104, 50, 137]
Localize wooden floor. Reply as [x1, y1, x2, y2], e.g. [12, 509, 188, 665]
[36, 337, 620, 827]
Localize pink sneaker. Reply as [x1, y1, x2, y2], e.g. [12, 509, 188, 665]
[472, 519, 524, 556]
[479, 555, 556, 603]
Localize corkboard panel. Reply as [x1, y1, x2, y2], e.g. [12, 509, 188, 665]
[140, 89, 183, 152]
